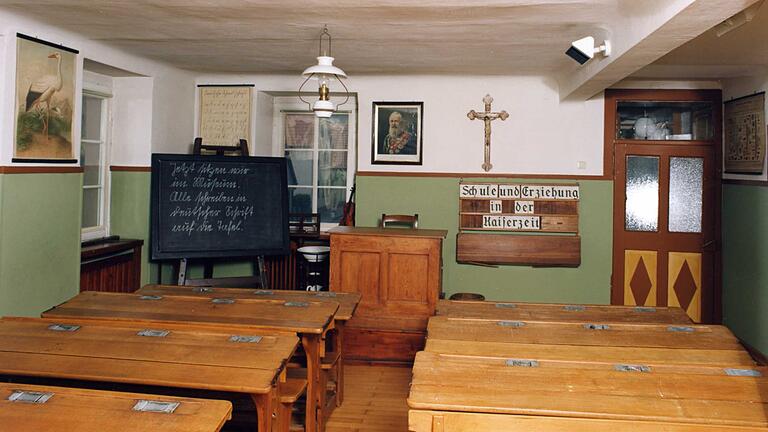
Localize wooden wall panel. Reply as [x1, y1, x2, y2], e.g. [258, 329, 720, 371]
[387, 253, 429, 303]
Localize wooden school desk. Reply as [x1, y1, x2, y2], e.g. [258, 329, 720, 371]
[436, 299, 693, 324]
[427, 316, 743, 349]
[42, 291, 338, 432]
[138, 284, 361, 408]
[0, 317, 296, 432]
[408, 351, 768, 432]
[0, 382, 232, 432]
[425, 316, 755, 367]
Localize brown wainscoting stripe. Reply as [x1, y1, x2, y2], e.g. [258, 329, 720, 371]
[0, 166, 83, 174]
[723, 178, 768, 187]
[356, 171, 611, 180]
[110, 166, 151, 172]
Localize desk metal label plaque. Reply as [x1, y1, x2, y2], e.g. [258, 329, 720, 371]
[139, 295, 163, 301]
[133, 400, 180, 414]
[137, 329, 170, 338]
[284, 301, 309, 307]
[229, 335, 263, 343]
[8, 390, 53, 404]
[724, 368, 762, 377]
[497, 320, 525, 328]
[634, 306, 656, 313]
[563, 305, 585, 312]
[47, 324, 80, 332]
[211, 298, 235, 304]
[506, 359, 539, 368]
[495, 303, 516, 309]
[668, 326, 695, 333]
[253, 290, 274, 295]
[584, 323, 610, 330]
[615, 364, 651, 373]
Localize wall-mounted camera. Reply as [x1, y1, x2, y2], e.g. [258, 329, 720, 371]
[565, 36, 612, 64]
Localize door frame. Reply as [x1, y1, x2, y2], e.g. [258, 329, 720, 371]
[604, 88, 723, 323]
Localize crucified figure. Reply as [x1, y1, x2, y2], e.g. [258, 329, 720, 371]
[467, 94, 508, 172]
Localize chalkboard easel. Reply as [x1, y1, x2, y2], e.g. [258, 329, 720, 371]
[156, 138, 284, 288]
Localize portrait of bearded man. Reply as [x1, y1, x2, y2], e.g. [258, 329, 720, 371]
[382, 111, 417, 155]
[372, 102, 423, 165]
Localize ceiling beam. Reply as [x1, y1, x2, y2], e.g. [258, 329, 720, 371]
[558, 0, 762, 100]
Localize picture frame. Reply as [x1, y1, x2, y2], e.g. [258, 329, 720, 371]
[371, 101, 423, 165]
[724, 92, 766, 175]
[13, 34, 78, 163]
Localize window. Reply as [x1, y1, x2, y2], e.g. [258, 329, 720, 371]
[80, 91, 111, 240]
[276, 97, 356, 230]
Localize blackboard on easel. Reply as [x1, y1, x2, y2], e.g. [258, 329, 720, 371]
[150, 153, 289, 261]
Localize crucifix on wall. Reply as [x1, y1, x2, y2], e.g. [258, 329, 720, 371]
[468, 94, 508, 172]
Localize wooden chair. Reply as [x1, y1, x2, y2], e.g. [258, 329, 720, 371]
[380, 213, 419, 229]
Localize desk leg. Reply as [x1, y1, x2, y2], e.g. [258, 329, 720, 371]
[302, 334, 320, 432]
[252, 388, 276, 432]
[336, 321, 345, 406]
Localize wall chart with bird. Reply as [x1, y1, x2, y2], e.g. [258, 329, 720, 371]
[13, 34, 77, 162]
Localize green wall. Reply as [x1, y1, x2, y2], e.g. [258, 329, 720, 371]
[0, 173, 82, 316]
[110, 170, 152, 286]
[356, 176, 613, 303]
[722, 184, 768, 354]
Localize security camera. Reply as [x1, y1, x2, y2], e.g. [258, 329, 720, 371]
[565, 36, 611, 64]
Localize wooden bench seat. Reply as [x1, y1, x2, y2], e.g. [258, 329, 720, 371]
[278, 378, 308, 432]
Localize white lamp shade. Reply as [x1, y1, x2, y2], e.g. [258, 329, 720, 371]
[313, 99, 334, 117]
[302, 56, 347, 78]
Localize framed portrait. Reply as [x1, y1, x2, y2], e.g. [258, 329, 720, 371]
[13, 34, 78, 163]
[372, 101, 423, 165]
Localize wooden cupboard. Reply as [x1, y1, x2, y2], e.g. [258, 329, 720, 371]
[328, 226, 447, 363]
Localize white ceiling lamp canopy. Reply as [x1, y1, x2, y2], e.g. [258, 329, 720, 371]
[299, 26, 349, 118]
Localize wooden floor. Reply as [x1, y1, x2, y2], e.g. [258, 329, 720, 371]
[325, 365, 412, 432]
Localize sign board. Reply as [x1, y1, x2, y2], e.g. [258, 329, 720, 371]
[459, 182, 580, 233]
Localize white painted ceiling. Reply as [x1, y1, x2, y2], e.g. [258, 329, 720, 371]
[634, 1, 768, 79]
[0, 0, 666, 75]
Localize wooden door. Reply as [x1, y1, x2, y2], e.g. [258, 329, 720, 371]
[608, 90, 722, 323]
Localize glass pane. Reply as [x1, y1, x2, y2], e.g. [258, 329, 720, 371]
[81, 96, 103, 141]
[320, 114, 349, 149]
[80, 141, 101, 186]
[82, 187, 101, 229]
[288, 187, 312, 214]
[669, 157, 703, 233]
[319, 151, 347, 187]
[318, 188, 345, 224]
[285, 151, 313, 186]
[617, 101, 713, 141]
[284, 113, 314, 149]
[626, 156, 659, 232]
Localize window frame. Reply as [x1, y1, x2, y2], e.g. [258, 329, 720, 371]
[80, 88, 113, 241]
[273, 96, 357, 231]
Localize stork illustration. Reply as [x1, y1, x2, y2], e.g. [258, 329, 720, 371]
[25, 52, 62, 141]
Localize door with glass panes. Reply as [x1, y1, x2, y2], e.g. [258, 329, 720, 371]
[608, 90, 721, 323]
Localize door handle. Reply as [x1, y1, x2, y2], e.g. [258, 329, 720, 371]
[702, 240, 716, 251]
